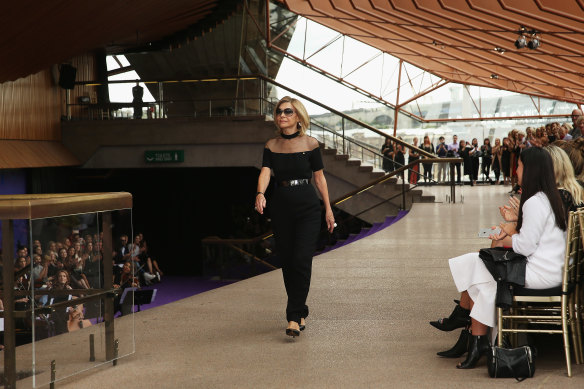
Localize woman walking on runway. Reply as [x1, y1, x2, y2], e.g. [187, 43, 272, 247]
[255, 96, 335, 337]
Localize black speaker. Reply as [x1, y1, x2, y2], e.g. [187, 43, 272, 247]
[58, 64, 77, 89]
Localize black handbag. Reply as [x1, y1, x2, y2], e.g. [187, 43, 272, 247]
[479, 248, 527, 308]
[487, 345, 536, 381]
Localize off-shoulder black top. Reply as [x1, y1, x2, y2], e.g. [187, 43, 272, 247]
[262, 147, 324, 182]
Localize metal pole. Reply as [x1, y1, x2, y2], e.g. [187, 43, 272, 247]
[102, 212, 115, 361]
[393, 60, 403, 137]
[50, 360, 56, 389]
[342, 118, 345, 154]
[2, 220, 16, 389]
[89, 334, 96, 362]
[450, 162, 456, 204]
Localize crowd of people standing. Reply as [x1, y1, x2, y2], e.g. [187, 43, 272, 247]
[380, 109, 584, 187]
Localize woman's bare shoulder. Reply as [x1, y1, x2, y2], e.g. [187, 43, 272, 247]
[306, 136, 320, 149]
[265, 138, 278, 149]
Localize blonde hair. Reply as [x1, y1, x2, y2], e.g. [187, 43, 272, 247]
[545, 144, 584, 205]
[274, 96, 310, 136]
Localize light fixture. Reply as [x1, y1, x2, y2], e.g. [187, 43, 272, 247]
[494, 47, 506, 54]
[514, 35, 527, 49]
[514, 26, 541, 50]
[528, 36, 540, 50]
[490, 74, 499, 79]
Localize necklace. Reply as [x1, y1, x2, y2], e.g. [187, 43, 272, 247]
[281, 131, 300, 140]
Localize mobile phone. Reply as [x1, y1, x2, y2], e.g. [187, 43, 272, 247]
[478, 227, 501, 238]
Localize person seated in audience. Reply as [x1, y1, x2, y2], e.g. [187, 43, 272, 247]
[64, 246, 90, 289]
[555, 138, 584, 182]
[83, 241, 103, 288]
[113, 261, 140, 315]
[125, 234, 157, 284]
[50, 269, 73, 334]
[137, 233, 163, 279]
[113, 235, 132, 264]
[430, 147, 567, 369]
[545, 145, 584, 212]
[31, 254, 48, 288]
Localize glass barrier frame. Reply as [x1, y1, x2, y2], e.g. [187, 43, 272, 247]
[0, 193, 133, 388]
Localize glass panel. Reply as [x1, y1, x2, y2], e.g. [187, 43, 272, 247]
[0, 208, 136, 388]
[0, 219, 36, 386]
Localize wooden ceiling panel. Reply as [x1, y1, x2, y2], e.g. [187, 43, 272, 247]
[282, 0, 584, 103]
[0, 0, 221, 83]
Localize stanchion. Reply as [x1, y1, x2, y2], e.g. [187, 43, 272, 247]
[50, 360, 56, 389]
[113, 339, 119, 366]
[89, 334, 95, 362]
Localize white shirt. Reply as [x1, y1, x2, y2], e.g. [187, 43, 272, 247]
[512, 192, 566, 288]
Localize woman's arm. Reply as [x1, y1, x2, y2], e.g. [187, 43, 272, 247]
[313, 170, 335, 233]
[255, 167, 271, 215]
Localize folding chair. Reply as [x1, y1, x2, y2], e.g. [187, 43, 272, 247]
[497, 210, 584, 377]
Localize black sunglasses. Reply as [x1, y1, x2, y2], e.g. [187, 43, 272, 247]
[276, 108, 295, 117]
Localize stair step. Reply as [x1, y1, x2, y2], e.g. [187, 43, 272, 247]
[416, 195, 436, 203]
[370, 171, 385, 178]
[323, 148, 337, 155]
[358, 165, 373, 172]
[335, 154, 349, 161]
[346, 159, 361, 166]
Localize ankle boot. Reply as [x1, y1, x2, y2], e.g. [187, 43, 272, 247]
[456, 335, 490, 369]
[430, 304, 471, 331]
[437, 329, 470, 358]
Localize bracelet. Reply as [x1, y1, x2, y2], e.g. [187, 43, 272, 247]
[256, 192, 264, 196]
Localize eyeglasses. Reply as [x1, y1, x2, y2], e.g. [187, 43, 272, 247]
[275, 108, 294, 117]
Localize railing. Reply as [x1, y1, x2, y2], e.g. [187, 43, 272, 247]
[72, 75, 462, 277]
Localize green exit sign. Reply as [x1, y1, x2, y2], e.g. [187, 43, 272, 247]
[144, 150, 184, 163]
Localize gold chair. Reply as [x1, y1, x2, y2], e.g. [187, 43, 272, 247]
[497, 210, 584, 377]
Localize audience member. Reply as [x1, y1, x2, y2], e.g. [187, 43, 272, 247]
[449, 135, 461, 184]
[435, 136, 449, 183]
[420, 135, 434, 182]
[570, 109, 583, 138]
[480, 138, 492, 182]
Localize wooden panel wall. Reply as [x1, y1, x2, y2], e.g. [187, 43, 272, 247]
[0, 70, 60, 140]
[0, 53, 97, 141]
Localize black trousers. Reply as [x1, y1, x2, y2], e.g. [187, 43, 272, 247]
[271, 184, 321, 324]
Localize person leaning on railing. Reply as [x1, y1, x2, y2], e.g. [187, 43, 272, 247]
[255, 96, 335, 338]
[430, 147, 567, 369]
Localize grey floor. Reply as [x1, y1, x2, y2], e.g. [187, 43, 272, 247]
[49, 184, 583, 388]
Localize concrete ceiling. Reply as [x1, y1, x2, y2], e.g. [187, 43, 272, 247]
[280, 0, 584, 104]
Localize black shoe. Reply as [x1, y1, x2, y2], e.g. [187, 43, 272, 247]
[430, 304, 471, 331]
[299, 318, 306, 331]
[286, 321, 300, 337]
[437, 329, 470, 358]
[456, 335, 490, 369]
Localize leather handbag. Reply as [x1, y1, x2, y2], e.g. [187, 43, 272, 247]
[487, 345, 536, 381]
[479, 248, 527, 308]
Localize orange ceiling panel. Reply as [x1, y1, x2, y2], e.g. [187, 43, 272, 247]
[281, 0, 584, 103]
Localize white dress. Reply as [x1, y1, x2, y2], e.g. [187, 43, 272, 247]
[449, 192, 566, 328]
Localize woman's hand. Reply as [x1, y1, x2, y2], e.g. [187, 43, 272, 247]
[499, 222, 518, 237]
[499, 196, 519, 222]
[255, 193, 266, 215]
[325, 209, 335, 233]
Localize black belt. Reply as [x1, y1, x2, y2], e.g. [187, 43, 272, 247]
[278, 178, 310, 187]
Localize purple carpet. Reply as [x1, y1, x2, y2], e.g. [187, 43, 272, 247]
[131, 276, 234, 313]
[317, 210, 409, 255]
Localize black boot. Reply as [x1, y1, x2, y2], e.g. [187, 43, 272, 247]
[437, 329, 470, 358]
[456, 335, 490, 369]
[430, 304, 470, 331]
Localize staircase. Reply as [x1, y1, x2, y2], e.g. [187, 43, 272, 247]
[320, 144, 435, 224]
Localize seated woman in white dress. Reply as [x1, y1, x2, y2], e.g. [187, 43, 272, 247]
[430, 146, 567, 369]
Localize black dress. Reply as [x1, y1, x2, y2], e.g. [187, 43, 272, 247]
[381, 143, 394, 172]
[262, 146, 323, 324]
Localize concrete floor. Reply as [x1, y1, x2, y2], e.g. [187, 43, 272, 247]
[21, 184, 584, 387]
